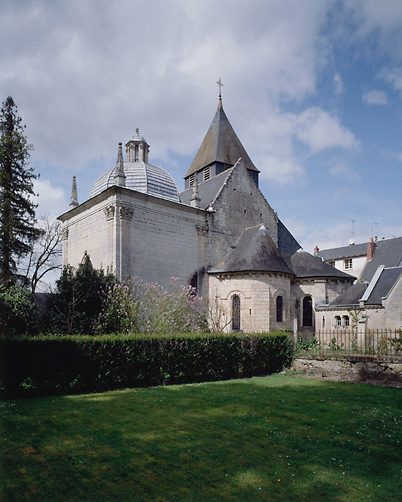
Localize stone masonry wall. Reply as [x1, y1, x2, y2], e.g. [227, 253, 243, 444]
[209, 272, 292, 333]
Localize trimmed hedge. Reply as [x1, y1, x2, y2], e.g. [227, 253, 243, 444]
[0, 332, 294, 398]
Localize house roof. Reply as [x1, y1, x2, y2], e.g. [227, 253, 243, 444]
[360, 237, 402, 282]
[317, 242, 367, 261]
[329, 282, 368, 307]
[208, 224, 294, 275]
[365, 267, 402, 305]
[289, 251, 355, 281]
[185, 99, 259, 179]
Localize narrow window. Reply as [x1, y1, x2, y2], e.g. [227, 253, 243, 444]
[203, 166, 210, 181]
[335, 315, 342, 327]
[135, 145, 139, 162]
[189, 174, 195, 188]
[344, 258, 352, 270]
[302, 296, 313, 327]
[322, 316, 325, 329]
[343, 315, 350, 327]
[232, 295, 241, 331]
[276, 296, 283, 322]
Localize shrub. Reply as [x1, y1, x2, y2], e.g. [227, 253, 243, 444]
[46, 253, 115, 334]
[0, 284, 38, 336]
[0, 332, 294, 398]
[96, 278, 208, 334]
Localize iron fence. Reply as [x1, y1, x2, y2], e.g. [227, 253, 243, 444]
[295, 329, 402, 362]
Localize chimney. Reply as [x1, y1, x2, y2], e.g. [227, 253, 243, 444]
[314, 246, 319, 256]
[367, 237, 376, 261]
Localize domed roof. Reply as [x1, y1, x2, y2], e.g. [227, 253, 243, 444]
[89, 131, 179, 202]
[89, 161, 179, 202]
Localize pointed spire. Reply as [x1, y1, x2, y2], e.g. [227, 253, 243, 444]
[190, 175, 201, 208]
[114, 142, 126, 187]
[70, 176, 78, 209]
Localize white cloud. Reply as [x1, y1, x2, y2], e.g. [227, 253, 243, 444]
[362, 89, 388, 105]
[379, 66, 402, 94]
[329, 158, 360, 181]
[33, 179, 68, 219]
[292, 107, 359, 153]
[333, 72, 344, 95]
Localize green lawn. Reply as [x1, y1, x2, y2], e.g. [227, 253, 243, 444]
[1, 374, 402, 502]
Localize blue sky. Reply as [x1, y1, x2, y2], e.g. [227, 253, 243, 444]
[1, 0, 402, 255]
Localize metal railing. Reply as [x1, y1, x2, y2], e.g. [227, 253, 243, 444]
[295, 329, 402, 362]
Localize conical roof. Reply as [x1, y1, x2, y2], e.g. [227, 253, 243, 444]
[185, 99, 259, 178]
[208, 224, 294, 275]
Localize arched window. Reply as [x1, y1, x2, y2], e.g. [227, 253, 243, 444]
[302, 296, 313, 327]
[232, 295, 241, 331]
[276, 296, 283, 322]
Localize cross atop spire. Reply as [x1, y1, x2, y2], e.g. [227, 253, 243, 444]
[217, 77, 223, 108]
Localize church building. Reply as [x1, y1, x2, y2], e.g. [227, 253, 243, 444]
[59, 94, 355, 335]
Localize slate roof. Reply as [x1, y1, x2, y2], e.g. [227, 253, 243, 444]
[208, 224, 294, 275]
[277, 219, 301, 256]
[317, 242, 367, 261]
[328, 282, 368, 307]
[179, 169, 232, 209]
[360, 237, 402, 282]
[366, 267, 402, 305]
[289, 251, 355, 281]
[185, 100, 259, 178]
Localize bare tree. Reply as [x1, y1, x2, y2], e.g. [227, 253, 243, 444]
[22, 218, 62, 293]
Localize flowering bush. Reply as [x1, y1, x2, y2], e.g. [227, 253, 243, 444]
[96, 277, 208, 334]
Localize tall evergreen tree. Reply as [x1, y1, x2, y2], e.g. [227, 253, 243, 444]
[0, 96, 40, 285]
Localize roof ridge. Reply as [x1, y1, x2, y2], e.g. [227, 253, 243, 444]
[208, 161, 239, 209]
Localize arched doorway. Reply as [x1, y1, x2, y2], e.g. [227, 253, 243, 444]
[302, 296, 313, 327]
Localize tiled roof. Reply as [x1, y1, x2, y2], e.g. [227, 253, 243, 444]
[208, 224, 294, 275]
[179, 169, 232, 209]
[317, 242, 367, 261]
[329, 282, 368, 307]
[185, 101, 259, 178]
[361, 237, 402, 282]
[366, 267, 402, 305]
[290, 251, 355, 280]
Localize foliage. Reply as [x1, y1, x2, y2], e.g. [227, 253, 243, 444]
[0, 96, 40, 286]
[46, 252, 115, 334]
[0, 284, 38, 336]
[0, 332, 293, 398]
[295, 336, 319, 352]
[96, 277, 208, 334]
[2, 375, 402, 502]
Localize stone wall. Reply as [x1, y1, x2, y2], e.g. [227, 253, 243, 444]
[208, 272, 292, 332]
[60, 186, 208, 292]
[207, 162, 278, 268]
[292, 357, 402, 386]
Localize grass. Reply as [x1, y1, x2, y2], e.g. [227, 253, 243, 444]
[1, 374, 402, 502]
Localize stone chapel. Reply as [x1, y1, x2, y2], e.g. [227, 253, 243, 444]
[59, 95, 354, 335]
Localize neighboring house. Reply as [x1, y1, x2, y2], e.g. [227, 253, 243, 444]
[315, 241, 369, 279]
[59, 96, 355, 335]
[315, 237, 402, 331]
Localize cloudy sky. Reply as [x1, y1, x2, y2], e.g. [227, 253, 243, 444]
[2, 0, 402, 254]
